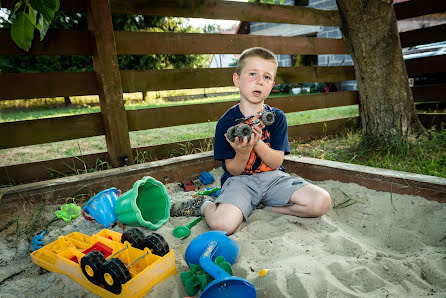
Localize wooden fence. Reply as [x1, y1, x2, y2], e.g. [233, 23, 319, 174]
[0, 0, 445, 185]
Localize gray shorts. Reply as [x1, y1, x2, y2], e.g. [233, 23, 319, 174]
[215, 170, 308, 219]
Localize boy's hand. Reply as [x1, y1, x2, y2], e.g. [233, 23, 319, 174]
[224, 122, 264, 154]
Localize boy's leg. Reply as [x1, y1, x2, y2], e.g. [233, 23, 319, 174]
[271, 184, 331, 217]
[202, 176, 259, 235]
[202, 203, 244, 235]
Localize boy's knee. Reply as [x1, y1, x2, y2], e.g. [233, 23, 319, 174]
[206, 216, 240, 235]
[313, 190, 331, 216]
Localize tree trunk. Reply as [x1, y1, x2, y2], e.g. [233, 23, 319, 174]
[336, 0, 425, 141]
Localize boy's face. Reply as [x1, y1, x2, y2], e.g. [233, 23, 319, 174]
[233, 56, 277, 106]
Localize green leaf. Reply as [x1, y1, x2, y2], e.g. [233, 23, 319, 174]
[38, 14, 50, 40]
[26, 2, 39, 28]
[30, 0, 58, 21]
[13, 1, 23, 14]
[10, 11, 35, 51]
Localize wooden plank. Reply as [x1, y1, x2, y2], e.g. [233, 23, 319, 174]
[0, 29, 92, 55]
[412, 85, 446, 103]
[0, 113, 104, 149]
[0, 72, 97, 100]
[394, 0, 446, 21]
[87, 0, 133, 167]
[115, 32, 347, 55]
[284, 156, 446, 203]
[0, 138, 213, 185]
[1, 30, 347, 56]
[0, 152, 220, 202]
[2, 0, 340, 26]
[266, 91, 359, 113]
[405, 55, 446, 76]
[0, 67, 355, 101]
[110, 0, 340, 26]
[121, 66, 356, 92]
[400, 24, 446, 48]
[0, 91, 357, 149]
[126, 91, 358, 131]
[1, 0, 86, 12]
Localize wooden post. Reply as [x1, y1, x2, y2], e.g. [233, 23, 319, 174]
[86, 0, 132, 167]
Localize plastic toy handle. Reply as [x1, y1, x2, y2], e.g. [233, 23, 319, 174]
[186, 216, 202, 229]
[81, 209, 95, 221]
[199, 241, 231, 280]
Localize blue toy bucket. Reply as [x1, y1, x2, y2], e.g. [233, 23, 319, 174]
[82, 187, 120, 228]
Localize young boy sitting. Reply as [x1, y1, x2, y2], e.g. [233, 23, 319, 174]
[202, 47, 331, 235]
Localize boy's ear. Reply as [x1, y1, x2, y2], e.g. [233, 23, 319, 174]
[233, 72, 240, 87]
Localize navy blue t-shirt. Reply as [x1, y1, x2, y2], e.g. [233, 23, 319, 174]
[213, 104, 290, 186]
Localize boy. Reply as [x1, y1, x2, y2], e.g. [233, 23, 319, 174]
[202, 47, 331, 235]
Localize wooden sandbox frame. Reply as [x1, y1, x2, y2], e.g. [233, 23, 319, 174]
[1, 152, 445, 204]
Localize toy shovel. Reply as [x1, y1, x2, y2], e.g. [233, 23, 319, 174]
[173, 216, 202, 239]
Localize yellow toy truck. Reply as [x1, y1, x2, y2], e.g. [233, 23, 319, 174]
[31, 228, 176, 297]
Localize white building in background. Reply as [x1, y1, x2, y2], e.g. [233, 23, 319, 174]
[209, 30, 241, 68]
[209, 53, 239, 68]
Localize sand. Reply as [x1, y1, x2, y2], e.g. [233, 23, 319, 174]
[0, 167, 445, 297]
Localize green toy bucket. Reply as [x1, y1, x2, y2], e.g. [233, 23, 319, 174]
[115, 176, 170, 230]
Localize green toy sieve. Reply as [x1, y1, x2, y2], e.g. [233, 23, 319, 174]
[115, 176, 171, 230]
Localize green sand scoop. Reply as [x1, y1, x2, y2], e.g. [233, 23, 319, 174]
[173, 216, 202, 239]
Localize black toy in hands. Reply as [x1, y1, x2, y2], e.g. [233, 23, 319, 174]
[226, 110, 275, 142]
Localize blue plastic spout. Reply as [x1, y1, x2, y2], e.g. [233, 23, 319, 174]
[199, 241, 256, 298]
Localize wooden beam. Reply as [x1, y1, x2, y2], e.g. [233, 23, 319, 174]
[284, 156, 446, 203]
[0, 66, 355, 100]
[0, 29, 92, 55]
[1, 30, 347, 56]
[126, 91, 358, 131]
[0, 72, 97, 100]
[0, 118, 358, 186]
[0, 138, 213, 185]
[0, 91, 358, 148]
[121, 66, 356, 92]
[2, 0, 340, 26]
[412, 84, 446, 103]
[394, 0, 446, 20]
[115, 32, 347, 55]
[405, 55, 446, 76]
[0, 113, 104, 149]
[266, 91, 359, 113]
[111, 0, 340, 26]
[87, 0, 132, 167]
[400, 24, 446, 48]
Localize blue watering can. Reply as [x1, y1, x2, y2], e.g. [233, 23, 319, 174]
[185, 231, 256, 298]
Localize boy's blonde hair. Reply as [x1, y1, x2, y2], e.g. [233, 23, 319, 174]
[236, 47, 278, 75]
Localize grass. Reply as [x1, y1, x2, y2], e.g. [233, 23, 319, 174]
[290, 126, 446, 178]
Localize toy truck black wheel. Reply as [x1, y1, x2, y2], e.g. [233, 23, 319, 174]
[235, 124, 252, 141]
[144, 233, 170, 256]
[80, 250, 106, 286]
[262, 111, 275, 125]
[121, 228, 145, 249]
[226, 126, 237, 142]
[101, 258, 131, 294]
